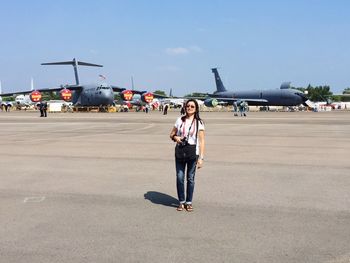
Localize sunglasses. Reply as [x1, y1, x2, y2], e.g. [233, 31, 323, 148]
[186, 105, 195, 109]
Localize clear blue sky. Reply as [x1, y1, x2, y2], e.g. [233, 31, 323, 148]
[0, 0, 349, 95]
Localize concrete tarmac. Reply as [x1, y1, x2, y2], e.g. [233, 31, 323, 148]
[0, 110, 350, 263]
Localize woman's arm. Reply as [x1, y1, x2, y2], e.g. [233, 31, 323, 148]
[170, 127, 182, 143]
[197, 130, 205, 168]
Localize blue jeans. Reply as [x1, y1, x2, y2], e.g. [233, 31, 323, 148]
[175, 158, 197, 204]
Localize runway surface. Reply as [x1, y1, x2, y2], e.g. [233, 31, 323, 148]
[1, 110, 350, 263]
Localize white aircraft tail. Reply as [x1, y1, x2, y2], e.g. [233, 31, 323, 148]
[31, 77, 34, 90]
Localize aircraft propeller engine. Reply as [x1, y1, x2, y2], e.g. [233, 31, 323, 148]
[122, 90, 133, 101]
[60, 88, 72, 101]
[204, 98, 218, 107]
[30, 90, 42, 102]
[141, 92, 154, 103]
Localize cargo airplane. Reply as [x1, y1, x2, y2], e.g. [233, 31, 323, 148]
[0, 58, 162, 107]
[0, 81, 13, 109]
[203, 68, 311, 107]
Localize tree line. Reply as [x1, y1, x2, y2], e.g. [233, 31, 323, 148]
[293, 85, 350, 102]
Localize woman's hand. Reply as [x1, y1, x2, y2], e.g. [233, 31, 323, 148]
[197, 159, 204, 169]
[173, 136, 183, 143]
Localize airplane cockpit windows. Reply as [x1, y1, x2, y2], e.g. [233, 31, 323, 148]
[97, 85, 111, 90]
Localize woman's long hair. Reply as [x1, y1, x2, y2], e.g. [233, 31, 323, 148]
[181, 99, 203, 123]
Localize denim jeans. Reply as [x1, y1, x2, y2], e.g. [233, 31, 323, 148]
[175, 157, 197, 204]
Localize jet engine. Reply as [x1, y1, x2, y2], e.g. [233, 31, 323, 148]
[122, 90, 133, 101]
[60, 88, 72, 101]
[141, 92, 154, 103]
[204, 98, 218, 107]
[30, 90, 42, 102]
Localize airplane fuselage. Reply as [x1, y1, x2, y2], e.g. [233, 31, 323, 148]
[212, 88, 305, 106]
[73, 83, 114, 106]
[15, 94, 34, 107]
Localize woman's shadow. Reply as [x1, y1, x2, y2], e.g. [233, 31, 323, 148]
[144, 191, 178, 208]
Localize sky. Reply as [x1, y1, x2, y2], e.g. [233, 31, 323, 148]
[0, 0, 349, 96]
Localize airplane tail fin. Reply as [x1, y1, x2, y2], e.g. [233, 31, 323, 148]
[211, 68, 227, 92]
[41, 58, 103, 85]
[31, 78, 34, 91]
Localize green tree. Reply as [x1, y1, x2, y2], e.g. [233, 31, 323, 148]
[184, 92, 208, 98]
[153, 90, 167, 96]
[331, 95, 341, 102]
[343, 88, 350, 94]
[295, 87, 307, 93]
[41, 91, 60, 101]
[341, 96, 350, 102]
[338, 88, 350, 102]
[2, 96, 15, 101]
[306, 85, 332, 101]
[114, 93, 121, 101]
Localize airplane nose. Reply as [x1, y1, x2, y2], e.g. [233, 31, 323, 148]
[295, 92, 308, 105]
[101, 90, 114, 104]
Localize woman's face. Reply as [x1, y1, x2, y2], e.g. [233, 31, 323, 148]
[186, 101, 196, 115]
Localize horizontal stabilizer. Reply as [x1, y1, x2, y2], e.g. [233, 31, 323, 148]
[41, 60, 103, 67]
[41, 58, 102, 85]
[42, 61, 75, 65]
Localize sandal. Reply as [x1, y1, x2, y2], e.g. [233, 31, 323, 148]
[176, 204, 185, 211]
[185, 204, 193, 212]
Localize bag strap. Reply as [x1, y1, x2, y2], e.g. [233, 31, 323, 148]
[181, 118, 195, 139]
[179, 118, 199, 144]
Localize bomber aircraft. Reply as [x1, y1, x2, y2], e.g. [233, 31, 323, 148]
[202, 68, 311, 107]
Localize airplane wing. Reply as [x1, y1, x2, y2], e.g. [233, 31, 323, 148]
[185, 96, 269, 106]
[152, 93, 168, 99]
[213, 97, 269, 104]
[123, 89, 168, 98]
[0, 85, 83, 96]
[111, 86, 125, 92]
[111, 86, 168, 99]
[130, 91, 168, 99]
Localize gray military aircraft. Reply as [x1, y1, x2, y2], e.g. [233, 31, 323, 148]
[0, 81, 14, 109]
[203, 68, 310, 107]
[0, 58, 125, 106]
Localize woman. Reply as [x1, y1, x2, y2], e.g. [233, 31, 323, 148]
[169, 99, 205, 212]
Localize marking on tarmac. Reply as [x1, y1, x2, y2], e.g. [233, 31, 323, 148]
[23, 196, 46, 203]
[135, 123, 155, 131]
